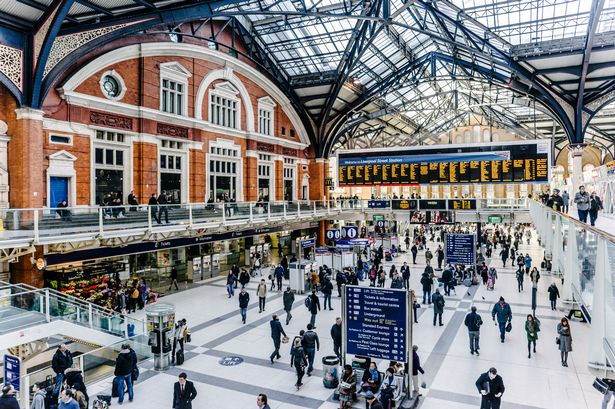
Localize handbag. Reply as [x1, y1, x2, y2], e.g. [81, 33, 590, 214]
[593, 378, 610, 394]
[281, 336, 289, 344]
[505, 322, 512, 332]
[556, 337, 560, 345]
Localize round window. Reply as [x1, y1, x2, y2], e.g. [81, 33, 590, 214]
[102, 75, 121, 98]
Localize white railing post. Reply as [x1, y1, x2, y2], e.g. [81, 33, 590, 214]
[283, 201, 287, 218]
[249, 203, 253, 223]
[79, 355, 84, 372]
[222, 203, 226, 223]
[188, 205, 193, 226]
[298, 201, 301, 218]
[33, 209, 39, 242]
[147, 205, 152, 231]
[98, 208, 104, 234]
[267, 202, 271, 220]
[88, 304, 93, 329]
[313, 201, 317, 216]
[327, 199, 331, 215]
[45, 288, 50, 322]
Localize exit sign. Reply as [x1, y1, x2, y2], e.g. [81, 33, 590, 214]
[488, 215, 503, 224]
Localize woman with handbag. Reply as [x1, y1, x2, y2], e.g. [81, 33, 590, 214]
[361, 362, 381, 393]
[338, 364, 356, 409]
[290, 338, 307, 389]
[380, 368, 399, 409]
[525, 314, 540, 359]
[557, 317, 572, 367]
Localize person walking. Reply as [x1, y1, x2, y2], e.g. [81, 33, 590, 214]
[475, 367, 505, 409]
[256, 394, 271, 409]
[529, 267, 540, 285]
[239, 268, 250, 289]
[411, 243, 418, 264]
[436, 245, 444, 270]
[172, 373, 197, 409]
[491, 297, 512, 343]
[524, 254, 532, 275]
[226, 270, 236, 298]
[257, 279, 267, 313]
[412, 345, 425, 398]
[269, 314, 287, 364]
[283, 286, 295, 325]
[322, 277, 334, 310]
[515, 266, 525, 292]
[30, 383, 46, 409]
[302, 324, 320, 376]
[548, 283, 560, 310]
[441, 266, 453, 296]
[589, 192, 603, 226]
[574, 185, 591, 223]
[290, 337, 307, 389]
[52, 344, 73, 396]
[401, 262, 410, 289]
[307, 289, 321, 328]
[169, 267, 179, 291]
[114, 344, 135, 404]
[525, 314, 540, 359]
[148, 193, 160, 224]
[557, 317, 573, 367]
[420, 271, 433, 304]
[238, 287, 249, 324]
[499, 247, 508, 268]
[547, 188, 564, 211]
[464, 306, 483, 355]
[274, 264, 285, 291]
[431, 288, 445, 326]
[562, 190, 570, 213]
[0, 385, 19, 409]
[157, 191, 170, 224]
[330, 317, 342, 359]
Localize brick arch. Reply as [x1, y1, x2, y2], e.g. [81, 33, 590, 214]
[194, 67, 254, 132]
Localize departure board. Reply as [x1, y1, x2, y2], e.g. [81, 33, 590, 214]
[337, 140, 550, 186]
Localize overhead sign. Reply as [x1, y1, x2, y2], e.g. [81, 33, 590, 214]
[4, 355, 20, 392]
[445, 233, 475, 266]
[337, 140, 550, 186]
[341, 226, 359, 239]
[372, 214, 384, 221]
[447, 199, 477, 210]
[367, 200, 390, 208]
[419, 199, 447, 210]
[376, 220, 386, 228]
[301, 238, 316, 248]
[488, 215, 503, 224]
[392, 199, 417, 210]
[345, 286, 408, 362]
[326, 229, 341, 240]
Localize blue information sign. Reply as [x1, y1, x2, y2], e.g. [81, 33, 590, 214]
[301, 238, 316, 248]
[326, 229, 341, 240]
[4, 355, 20, 392]
[341, 226, 359, 239]
[368, 200, 390, 208]
[445, 234, 475, 265]
[345, 286, 407, 362]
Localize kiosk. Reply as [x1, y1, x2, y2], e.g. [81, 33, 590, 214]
[145, 303, 175, 371]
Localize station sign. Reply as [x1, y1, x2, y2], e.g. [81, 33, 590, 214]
[326, 229, 341, 240]
[488, 215, 503, 224]
[419, 199, 447, 210]
[367, 200, 390, 208]
[341, 226, 359, 239]
[345, 286, 408, 362]
[447, 199, 477, 210]
[392, 199, 417, 210]
[301, 238, 316, 248]
[445, 233, 475, 266]
[4, 355, 20, 392]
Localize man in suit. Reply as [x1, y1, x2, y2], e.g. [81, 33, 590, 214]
[269, 314, 287, 364]
[475, 367, 505, 409]
[157, 190, 170, 224]
[173, 372, 197, 409]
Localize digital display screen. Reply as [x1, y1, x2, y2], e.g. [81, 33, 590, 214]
[338, 141, 550, 186]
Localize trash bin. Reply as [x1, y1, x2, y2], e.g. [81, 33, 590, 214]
[322, 355, 340, 388]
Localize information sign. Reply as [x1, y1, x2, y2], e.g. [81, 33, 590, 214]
[326, 229, 341, 240]
[488, 215, 503, 224]
[445, 233, 475, 266]
[345, 286, 407, 362]
[367, 200, 390, 208]
[341, 226, 359, 239]
[419, 199, 447, 210]
[447, 199, 477, 210]
[301, 238, 316, 248]
[4, 355, 20, 392]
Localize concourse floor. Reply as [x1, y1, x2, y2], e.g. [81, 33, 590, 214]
[87, 232, 603, 409]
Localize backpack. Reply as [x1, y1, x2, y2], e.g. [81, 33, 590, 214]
[131, 288, 139, 298]
[304, 296, 312, 310]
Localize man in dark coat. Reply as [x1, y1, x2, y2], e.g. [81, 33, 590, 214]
[148, 193, 160, 224]
[283, 286, 295, 325]
[548, 283, 560, 310]
[401, 262, 410, 289]
[308, 289, 321, 328]
[238, 288, 249, 324]
[269, 314, 287, 364]
[475, 367, 505, 409]
[172, 373, 197, 409]
[441, 267, 453, 296]
[411, 243, 418, 264]
[431, 288, 445, 326]
[420, 272, 433, 304]
[52, 344, 73, 395]
[157, 190, 170, 224]
[330, 317, 342, 359]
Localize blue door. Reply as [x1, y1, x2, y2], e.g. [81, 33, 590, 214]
[49, 177, 69, 208]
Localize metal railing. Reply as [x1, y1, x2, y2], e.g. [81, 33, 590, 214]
[528, 199, 615, 372]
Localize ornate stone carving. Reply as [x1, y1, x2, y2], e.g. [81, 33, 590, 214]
[281, 147, 297, 157]
[34, 4, 59, 64]
[257, 142, 275, 152]
[157, 123, 188, 138]
[0, 120, 9, 209]
[43, 20, 148, 77]
[0, 45, 23, 90]
[89, 111, 132, 130]
[568, 144, 586, 157]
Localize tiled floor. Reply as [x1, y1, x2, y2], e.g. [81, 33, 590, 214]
[87, 232, 604, 409]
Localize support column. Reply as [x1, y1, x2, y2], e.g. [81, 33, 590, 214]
[8, 109, 45, 208]
[308, 158, 330, 201]
[588, 238, 608, 368]
[10, 247, 44, 287]
[569, 144, 585, 195]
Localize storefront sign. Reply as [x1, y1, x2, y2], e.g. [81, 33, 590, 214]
[345, 286, 407, 362]
[35, 258, 47, 271]
[445, 233, 475, 266]
[4, 355, 20, 391]
[218, 356, 244, 366]
[372, 214, 384, 222]
[368, 200, 390, 208]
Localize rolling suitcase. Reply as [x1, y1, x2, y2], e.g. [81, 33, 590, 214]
[176, 349, 184, 365]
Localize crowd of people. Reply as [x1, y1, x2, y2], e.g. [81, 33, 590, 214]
[537, 185, 604, 226]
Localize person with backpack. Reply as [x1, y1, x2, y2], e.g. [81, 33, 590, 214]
[269, 314, 287, 364]
[226, 270, 236, 298]
[257, 279, 267, 313]
[524, 254, 532, 275]
[401, 262, 410, 289]
[464, 306, 483, 355]
[302, 324, 320, 376]
[321, 277, 334, 310]
[431, 288, 445, 326]
[492, 297, 512, 343]
[129, 285, 140, 313]
[441, 267, 453, 296]
[283, 286, 295, 325]
[424, 248, 433, 265]
[274, 264, 285, 291]
[290, 337, 307, 389]
[306, 289, 321, 328]
[30, 383, 46, 409]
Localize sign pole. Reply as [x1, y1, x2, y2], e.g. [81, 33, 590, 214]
[407, 289, 413, 402]
[341, 284, 347, 367]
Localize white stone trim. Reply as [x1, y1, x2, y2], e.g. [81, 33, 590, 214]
[159, 62, 190, 117]
[59, 91, 307, 149]
[208, 81, 242, 130]
[199, 70, 252, 132]
[15, 108, 45, 121]
[48, 133, 73, 146]
[99, 70, 127, 101]
[58, 42, 308, 144]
